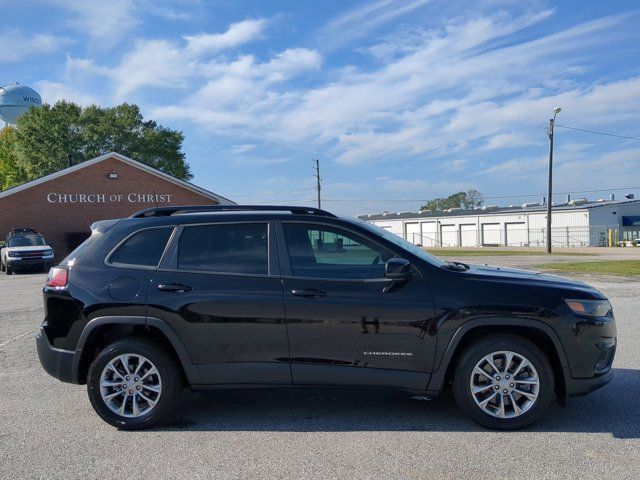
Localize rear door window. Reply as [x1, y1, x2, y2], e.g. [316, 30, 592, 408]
[109, 227, 173, 267]
[177, 223, 268, 275]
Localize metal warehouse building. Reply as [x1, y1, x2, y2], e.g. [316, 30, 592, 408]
[358, 198, 640, 247]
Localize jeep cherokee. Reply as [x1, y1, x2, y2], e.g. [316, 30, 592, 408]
[36, 205, 616, 430]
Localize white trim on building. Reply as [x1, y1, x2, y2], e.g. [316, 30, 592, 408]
[0, 152, 236, 205]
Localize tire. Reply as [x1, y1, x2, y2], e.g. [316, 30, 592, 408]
[87, 338, 182, 430]
[452, 334, 555, 430]
[5, 265, 11, 275]
[0, 261, 4, 272]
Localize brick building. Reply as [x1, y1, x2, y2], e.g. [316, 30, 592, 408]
[0, 152, 234, 259]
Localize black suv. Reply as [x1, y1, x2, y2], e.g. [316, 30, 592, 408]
[36, 205, 616, 430]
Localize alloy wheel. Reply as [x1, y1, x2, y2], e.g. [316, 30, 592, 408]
[99, 354, 162, 418]
[469, 350, 540, 419]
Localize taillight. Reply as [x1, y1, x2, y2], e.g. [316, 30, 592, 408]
[46, 267, 68, 288]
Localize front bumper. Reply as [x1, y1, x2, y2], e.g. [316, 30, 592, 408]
[565, 368, 614, 396]
[7, 256, 54, 268]
[35, 327, 78, 384]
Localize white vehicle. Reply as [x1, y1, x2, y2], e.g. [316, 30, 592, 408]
[0, 228, 54, 275]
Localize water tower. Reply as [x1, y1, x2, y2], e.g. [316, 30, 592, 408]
[0, 83, 42, 125]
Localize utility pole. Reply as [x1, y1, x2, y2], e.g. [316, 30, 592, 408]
[545, 107, 561, 253]
[314, 159, 321, 209]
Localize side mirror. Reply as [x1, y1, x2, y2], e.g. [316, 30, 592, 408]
[385, 258, 412, 280]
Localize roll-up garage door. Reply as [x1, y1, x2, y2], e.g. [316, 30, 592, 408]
[460, 224, 477, 247]
[482, 223, 501, 246]
[421, 222, 437, 246]
[440, 224, 457, 247]
[505, 222, 527, 246]
[404, 222, 421, 244]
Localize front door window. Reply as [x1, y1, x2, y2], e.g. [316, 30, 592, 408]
[283, 224, 392, 279]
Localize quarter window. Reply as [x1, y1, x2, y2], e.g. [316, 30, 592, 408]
[110, 228, 172, 267]
[177, 223, 268, 275]
[283, 224, 392, 279]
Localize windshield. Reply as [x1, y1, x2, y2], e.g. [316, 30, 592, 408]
[8, 235, 46, 247]
[354, 219, 447, 267]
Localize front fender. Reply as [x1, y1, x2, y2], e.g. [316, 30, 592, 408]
[426, 317, 570, 393]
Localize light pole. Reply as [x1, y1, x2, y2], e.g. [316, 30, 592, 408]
[545, 107, 561, 253]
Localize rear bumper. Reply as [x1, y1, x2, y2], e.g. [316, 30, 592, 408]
[565, 368, 614, 397]
[35, 327, 78, 384]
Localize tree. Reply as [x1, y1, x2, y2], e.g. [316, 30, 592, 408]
[462, 189, 484, 209]
[0, 101, 191, 190]
[421, 189, 484, 211]
[0, 127, 28, 190]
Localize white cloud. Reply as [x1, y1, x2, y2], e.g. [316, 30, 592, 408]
[229, 144, 256, 154]
[118, 8, 639, 176]
[35, 80, 98, 105]
[110, 39, 199, 98]
[0, 28, 69, 63]
[56, 4, 640, 201]
[233, 157, 292, 166]
[53, 0, 138, 46]
[321, 0, 432, 50]
[482, 133, 537, 151]
[477, 147, 640, 196]
[385, 179, 431, 190]
[184, 19, 267, 55]
[71, 18, 322, 100]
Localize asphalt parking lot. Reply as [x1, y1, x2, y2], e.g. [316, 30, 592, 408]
[1, 255, 639, 480]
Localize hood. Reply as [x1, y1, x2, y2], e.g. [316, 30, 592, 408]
[465, 263, 602, 295]
[7, 245, 51, 252]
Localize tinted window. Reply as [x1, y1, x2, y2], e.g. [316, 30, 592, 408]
[355, 219, 447, 267]
[110, 228, 172, 267]
[283, 224, 392, 279]
[177, 223, 268, 275]
[8, 235, 46, 247]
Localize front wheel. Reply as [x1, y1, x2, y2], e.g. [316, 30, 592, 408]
[452, 334, 555, 430]
[87, 338, 182, 429]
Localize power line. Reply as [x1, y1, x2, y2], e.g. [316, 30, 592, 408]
[233, 187, 316, 197]
[555, 124, 640, 141]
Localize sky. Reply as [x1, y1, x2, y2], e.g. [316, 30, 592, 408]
[2, 0, 640, 216]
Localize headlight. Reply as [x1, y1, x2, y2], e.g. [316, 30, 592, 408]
[43, 249, 53, 256]
[565, 299, 612, 317]
[8, 251, 20, 257]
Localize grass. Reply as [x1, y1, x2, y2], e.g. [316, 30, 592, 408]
[536, 260, 640, 276]
[424, 249, 595, 257]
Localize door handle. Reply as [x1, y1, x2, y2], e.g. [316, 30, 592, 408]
[291, 288, 327, 298]
[157, 283, 192, 293]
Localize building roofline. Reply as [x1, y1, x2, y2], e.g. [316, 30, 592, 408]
[0, 152, 235, 205]
[358, 199, 640, 221]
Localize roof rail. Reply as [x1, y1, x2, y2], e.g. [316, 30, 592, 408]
[129, 205, 337, 218]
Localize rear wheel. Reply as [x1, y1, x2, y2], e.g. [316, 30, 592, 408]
[452, 334, 554, 430]
[87, 338, 182, 429]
